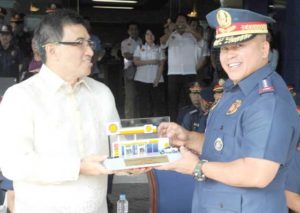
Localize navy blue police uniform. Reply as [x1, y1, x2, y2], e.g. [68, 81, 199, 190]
[182, 108, 207, 132]
[177, 105, 197, 125]
[0, 25, 22, 81]
[0, 43, 22, 79]
[177, 82, 203, 125]
[182, 87, 214, 132]
[191, 8, 300, 213]
[286, 141, 300, 201]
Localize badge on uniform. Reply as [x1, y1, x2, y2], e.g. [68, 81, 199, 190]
[226, 99, 242, 115]
[214, 137, 223, 151]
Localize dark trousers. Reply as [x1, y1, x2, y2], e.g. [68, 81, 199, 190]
[123, 66, 139, 118]
[135, 81, 166, 118]
[107, 174, 114, 194]
[167, 74, 197, 121]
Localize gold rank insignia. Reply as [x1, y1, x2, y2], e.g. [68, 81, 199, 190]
[217, 10, 232, 28]
[226, 99, 242, 115]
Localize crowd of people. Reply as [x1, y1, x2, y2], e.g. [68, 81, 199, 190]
[0, 4, 299, 213]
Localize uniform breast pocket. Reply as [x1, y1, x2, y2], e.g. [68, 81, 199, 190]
[221, 132, 241, 161]
[203, 128, 240, 162]
[201, 190, 242, 213]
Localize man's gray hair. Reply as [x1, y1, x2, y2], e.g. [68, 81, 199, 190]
[34, 9, 87, 63]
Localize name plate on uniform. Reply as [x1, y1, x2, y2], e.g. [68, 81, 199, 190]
[103, 117, 181, 170]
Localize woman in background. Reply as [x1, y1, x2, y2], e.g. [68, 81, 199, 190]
[21, 37, 42, 81]
[133, 29, 166, 117]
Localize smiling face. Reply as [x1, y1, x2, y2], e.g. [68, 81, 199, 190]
[176, 15, 187, 34]
[220, 35, 269, 84]
[45, 24, 94, 85]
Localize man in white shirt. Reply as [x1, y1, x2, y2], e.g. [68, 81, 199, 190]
[0, 9, 120, 213]
[121, 22, 142, 118]
[160, 14, 201, 122]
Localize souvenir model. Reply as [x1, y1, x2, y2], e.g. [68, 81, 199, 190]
[103, 117, 181, 170]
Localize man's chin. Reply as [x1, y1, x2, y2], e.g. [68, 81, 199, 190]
[82, 69, 92, 77]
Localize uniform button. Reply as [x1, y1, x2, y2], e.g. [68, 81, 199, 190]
[220, 203, 223, 208]
[220, 125, 223, 130]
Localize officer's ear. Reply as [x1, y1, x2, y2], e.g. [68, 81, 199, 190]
[259, 35, 270, 59]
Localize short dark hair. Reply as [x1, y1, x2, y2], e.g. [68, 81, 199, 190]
[175, 13, 188, 21]
[141, 29, 159, 45]
[34, 9, 87, 63]
[126, 22, 139, 30]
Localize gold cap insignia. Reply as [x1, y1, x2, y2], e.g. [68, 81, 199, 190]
[217, 10, 232, 28]
[226, 99, 242, 115]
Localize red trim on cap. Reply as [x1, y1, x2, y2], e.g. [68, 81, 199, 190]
[216, 21, 267, 35]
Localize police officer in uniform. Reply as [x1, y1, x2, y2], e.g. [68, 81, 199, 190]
[182, 87, 214, 133]
[285, 102, 300, 213]
[177, 82, 202, 125]
[213, 78, 225, 102]
[0, 24, 23, 81]
[157, 8, 300, 213]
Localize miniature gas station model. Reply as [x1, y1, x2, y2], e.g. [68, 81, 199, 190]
[103, 117, 181, 170]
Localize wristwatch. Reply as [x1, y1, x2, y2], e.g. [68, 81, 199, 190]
[193, 160, 208, 181]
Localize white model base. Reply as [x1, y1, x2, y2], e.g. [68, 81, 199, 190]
[103, 152, 181, 171]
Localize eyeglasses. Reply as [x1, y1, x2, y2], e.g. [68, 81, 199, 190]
[43, 38, 96, 50]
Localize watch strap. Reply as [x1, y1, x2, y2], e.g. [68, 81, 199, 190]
[193, 159, 207, 181]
